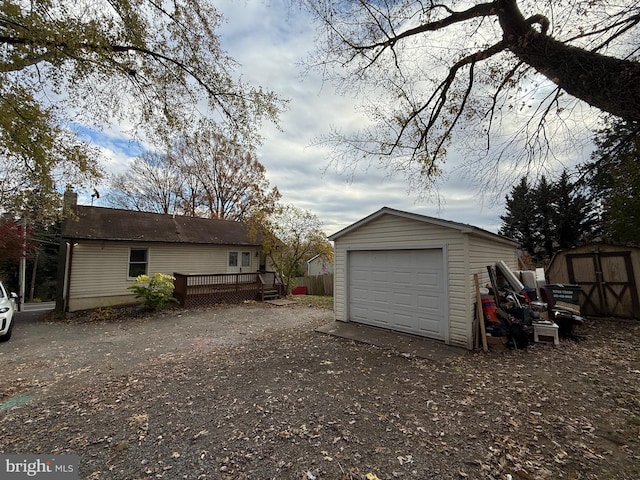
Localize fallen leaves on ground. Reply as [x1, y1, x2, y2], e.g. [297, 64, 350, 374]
[0, 313, 639, 480]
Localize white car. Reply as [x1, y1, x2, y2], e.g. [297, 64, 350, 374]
[0, 281, 17, 342]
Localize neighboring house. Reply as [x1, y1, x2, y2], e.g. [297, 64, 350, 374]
[307, 254, 334, 276]
[547, 242, 640, 319]
[57, 205, 263, 312]
[328, 207, 519, 350]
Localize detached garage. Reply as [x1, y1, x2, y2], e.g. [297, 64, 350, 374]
[328, 207, 519, 349]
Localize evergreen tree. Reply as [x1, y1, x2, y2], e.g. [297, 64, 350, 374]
[499, 178, 536, 257]
[552, 171, 598, 250]
[500, 172, 598, 264]
[534, 176, 556, 261]
[583, 119, 640, 244]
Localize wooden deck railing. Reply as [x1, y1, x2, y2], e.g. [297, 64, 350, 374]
[173, 272, 282, 307]
[258, 272, 285, 301]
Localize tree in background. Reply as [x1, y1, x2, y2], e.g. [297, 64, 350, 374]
[250, 205, 333, 293]
[500, 172, 597, 264]
[0, 93, 102, 224]
[303, 0, 640, 193]
[582, 118, 640, 244]
[109, 152, 182, 214]
[1, 0, 283, 302]
[0, 218, 36, 281]
[552, 171, 599, 250]
[1, 0, 283, 221]
[499, 178, 536, 258]
[171, 138, 204, 220]
[108, 128, 280, 222]
[534, 176, 555, 260]
[0, 186, 67, 299]
[169, 126, 281, 221]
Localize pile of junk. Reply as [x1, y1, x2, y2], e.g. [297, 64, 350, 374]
[480, 261, 585, 349]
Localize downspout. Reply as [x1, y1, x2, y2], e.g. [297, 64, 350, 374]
[63, 242, 75, 313]
[54, 240, 67, 313]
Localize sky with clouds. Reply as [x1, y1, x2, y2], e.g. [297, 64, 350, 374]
[84, 0, 594, 237]
[214, 0, 504, 236]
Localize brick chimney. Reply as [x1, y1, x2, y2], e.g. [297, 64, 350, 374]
[63, 186, 78, 215]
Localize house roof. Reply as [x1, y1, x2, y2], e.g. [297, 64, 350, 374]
[307, 254, 321, 264]
[307, 253, 331, 264]
[328, 206, 518, 247]
[62, 206, 260, 246]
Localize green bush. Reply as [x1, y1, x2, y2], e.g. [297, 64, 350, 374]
[128, 273, 178, 312]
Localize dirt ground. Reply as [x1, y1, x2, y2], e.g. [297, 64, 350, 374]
[0, 300, 639, 480]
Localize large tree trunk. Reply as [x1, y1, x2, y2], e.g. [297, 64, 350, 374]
[497, 0, 640, 121]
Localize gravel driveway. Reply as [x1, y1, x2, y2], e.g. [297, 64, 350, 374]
[1, 302, 332, 398]
[1, 303, 639, 480]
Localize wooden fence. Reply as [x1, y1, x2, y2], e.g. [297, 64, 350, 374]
[292, 274, 334, 296]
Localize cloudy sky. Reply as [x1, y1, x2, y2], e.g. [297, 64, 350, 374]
[215, 1, 503, 236]
[86, 0, 593, 237]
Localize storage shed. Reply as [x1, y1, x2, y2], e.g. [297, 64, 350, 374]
[328, 207, 519, 349]
[547, 242, 640, 319]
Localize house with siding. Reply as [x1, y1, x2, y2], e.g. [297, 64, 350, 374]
[307, 254, 334, 276]
[57, 205, 263, 312]
[328, 207, 519, 349]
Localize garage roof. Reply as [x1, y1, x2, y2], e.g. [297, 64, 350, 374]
[62, 205, 260, 246]
[328, 206, 518, 246]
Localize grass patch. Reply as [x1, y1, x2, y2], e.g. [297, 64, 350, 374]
[293, 294, 334, 309]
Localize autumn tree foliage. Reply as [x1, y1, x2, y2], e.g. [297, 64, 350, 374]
[249, 205, 333, 293]
[1, 0, 283, 220]
[303, 0, 640, 192]
[0, 219, 36, 274]
[108, 129, 281, 222]
[0, 219, 27, 265]
[169, 129, 281, 221]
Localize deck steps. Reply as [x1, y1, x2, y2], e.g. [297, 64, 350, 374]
[262, 288, 281, 301]
[258, 272, 284, 302]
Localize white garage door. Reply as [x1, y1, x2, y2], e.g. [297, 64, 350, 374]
[348, 249, 446, 340]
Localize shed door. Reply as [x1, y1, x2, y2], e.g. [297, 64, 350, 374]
[566, 251, 640, 318]
[348, 249, 446, 340]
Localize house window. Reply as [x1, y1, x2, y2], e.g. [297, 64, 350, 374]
[228, 251, 252, 272]
[129, 248, 148, 278]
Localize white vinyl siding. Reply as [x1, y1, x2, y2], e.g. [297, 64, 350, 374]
[308, 256, 333, 276]
[332, 212, 518, 349]
[67, 240, 260, 311]
[461, 235, 519, 346]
